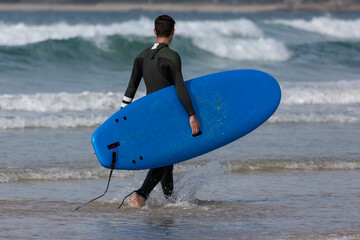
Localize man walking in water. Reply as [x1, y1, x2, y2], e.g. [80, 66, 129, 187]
[121, 15, 200, 207]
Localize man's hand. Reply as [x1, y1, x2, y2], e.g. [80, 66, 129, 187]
[189, 115, 200, 135]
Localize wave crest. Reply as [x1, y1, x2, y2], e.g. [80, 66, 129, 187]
[0, 17, 154, 46]
[195, 37, 290, 61]
[271, 16, 360, 39]
[0, 17, 290, 62]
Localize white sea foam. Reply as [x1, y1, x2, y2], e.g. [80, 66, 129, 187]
[0, 91, 145, 112]
[271, 16, 360, 39]
[1, 80, 358, 113]
[272, 79, 360, 123]
[0, 166, 134, 183]
[176, 18, 263, 39]
[228, 159, 360, 172]
[1, 78, 360, 129]
[0, 114, 107, 130]
[195, 37, 290, 61]
[0, 17, 261, 46]
[176, 18, 290, 61]
[281, 80, 360, 105]
[2, 109, 356, 129]
[0, 17, 154, 46]
[269, 112, 360, 124]
[0, 17, 290, 61]
[0, 90, 146, 129]
[1, 158, 359, 183]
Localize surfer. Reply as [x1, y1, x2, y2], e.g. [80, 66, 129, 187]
[121, 15, 200, 207]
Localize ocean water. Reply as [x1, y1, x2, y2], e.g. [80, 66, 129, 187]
[0, 10, 360, 239]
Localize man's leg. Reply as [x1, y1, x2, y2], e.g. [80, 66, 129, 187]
[131, 165, 173, 207]
[160, 165, 173, 198]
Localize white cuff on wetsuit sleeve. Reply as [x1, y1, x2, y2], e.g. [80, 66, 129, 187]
[121, 96, 133, 108]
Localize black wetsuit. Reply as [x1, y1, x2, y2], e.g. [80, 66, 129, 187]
[122, 42, 195, 200]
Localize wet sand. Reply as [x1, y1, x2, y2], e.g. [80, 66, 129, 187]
[0, 1, 360, 12]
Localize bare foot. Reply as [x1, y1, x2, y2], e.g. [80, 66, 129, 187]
[131, 194, 145, 208]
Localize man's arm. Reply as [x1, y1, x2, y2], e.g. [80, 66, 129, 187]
[121, 57, 143, 108]
[170, 52, 195, 116]
[170, 52, 200, 135]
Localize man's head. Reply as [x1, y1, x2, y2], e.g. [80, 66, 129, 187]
[154, 15, 175, 37]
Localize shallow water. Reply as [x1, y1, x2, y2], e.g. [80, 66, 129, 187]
[2, 169, 360, 239]
[1, 10, 360, 239]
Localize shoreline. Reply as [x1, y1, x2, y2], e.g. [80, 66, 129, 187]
[0, 2, 360, 12]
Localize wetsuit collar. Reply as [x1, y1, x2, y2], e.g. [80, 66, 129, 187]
[150, 42, 168, 59]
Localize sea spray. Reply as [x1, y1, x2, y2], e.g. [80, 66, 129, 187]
[173, 161, 226, 203]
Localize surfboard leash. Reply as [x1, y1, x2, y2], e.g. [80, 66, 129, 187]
[75, 148, 118, 211]
[118, 190, 137, 210]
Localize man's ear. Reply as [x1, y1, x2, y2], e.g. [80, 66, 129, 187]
[154, 28, 157, 36]
[171, 28, 175, 35]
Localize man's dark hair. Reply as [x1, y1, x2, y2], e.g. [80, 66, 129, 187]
[154, 15, 175, 37]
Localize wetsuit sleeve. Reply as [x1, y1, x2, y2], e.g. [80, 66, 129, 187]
[171, 53, 195, 116]
[122, 57, 143, 108]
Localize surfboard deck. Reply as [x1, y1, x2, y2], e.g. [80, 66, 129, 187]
[92, 70, 281, 170]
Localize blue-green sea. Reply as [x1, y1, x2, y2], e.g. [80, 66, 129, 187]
[1, 10, 360, 240]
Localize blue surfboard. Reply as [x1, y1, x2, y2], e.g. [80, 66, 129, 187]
[92, 70, 281, 170]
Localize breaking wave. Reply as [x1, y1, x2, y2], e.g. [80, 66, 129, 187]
[270, 16, 360, 39]
[0, 17, 290, 62]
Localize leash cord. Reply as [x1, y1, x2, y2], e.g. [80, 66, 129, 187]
[118, 190, 137, 209]
[75, 169, 114, 211]
[75, 150, 118, 211]
[75, 149, 137, 211]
